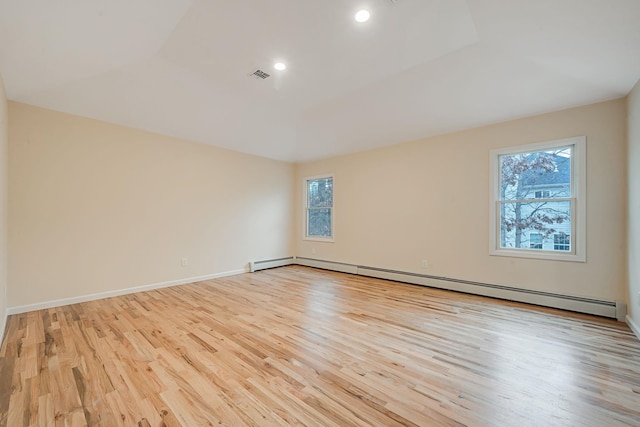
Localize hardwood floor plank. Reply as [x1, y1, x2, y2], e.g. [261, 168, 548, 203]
[1, 266, 640, 426]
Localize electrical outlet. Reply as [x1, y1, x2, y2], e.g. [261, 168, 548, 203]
[181, 257, 189, 267]
[421, 260, 429, 269]
[312, 248, 317, 255]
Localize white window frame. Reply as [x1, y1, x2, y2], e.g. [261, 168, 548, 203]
[489, 136, 586, 262]
[303, 174, 335, 242]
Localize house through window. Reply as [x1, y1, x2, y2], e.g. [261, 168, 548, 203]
[529, 233, 543, 249]
[554, 233, 571, 251]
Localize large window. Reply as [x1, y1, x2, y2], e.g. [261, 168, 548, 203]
[490, 137, 586, 261]
[304, 175, 334, 241]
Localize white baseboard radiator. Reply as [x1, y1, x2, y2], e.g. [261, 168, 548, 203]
[250, 256, 626, 321]
[249, 257, 296, 272]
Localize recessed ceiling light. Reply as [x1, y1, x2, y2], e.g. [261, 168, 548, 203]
[355, 9, 370, 23]
[274, 62, 286, 71]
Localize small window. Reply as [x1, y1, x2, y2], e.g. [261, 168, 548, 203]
[490, 136, 586, 262]
[554, 233, 570, 251]
[304, 175, 334, 241]
[529, 233, 543, 249]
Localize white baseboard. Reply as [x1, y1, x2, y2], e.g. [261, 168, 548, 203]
[7, 268, 247, 315]
[627, 315, 640, 342]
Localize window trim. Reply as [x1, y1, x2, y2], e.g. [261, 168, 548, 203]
[303, 174, 335, 242]
[489, 136, 586, 262]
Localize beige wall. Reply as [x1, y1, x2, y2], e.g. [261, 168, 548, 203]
[8, 102, 294, 308]
[296, 99, 627, 302]
[0, 75, 7, 339]
[3, 96, 632, 318]
[629, 80, 640, 331]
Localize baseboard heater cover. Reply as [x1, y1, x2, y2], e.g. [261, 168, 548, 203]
[249, 257, 296, 272]
[357, 265, 620, 320]
[252, 257, 622, 320]
[295, 257, 358, 274]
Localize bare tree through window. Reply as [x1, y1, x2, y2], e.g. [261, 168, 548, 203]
[499, 147, 572, 251]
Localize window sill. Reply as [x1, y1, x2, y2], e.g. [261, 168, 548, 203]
[303, 236, 335, 243]
[490, 248, 585, 262]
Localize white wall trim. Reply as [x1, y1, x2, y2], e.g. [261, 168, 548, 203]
[627, 315, 640, 342]
[7, 268, 247, 315]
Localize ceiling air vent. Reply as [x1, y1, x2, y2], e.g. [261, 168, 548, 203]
[250, 69, 271, 79]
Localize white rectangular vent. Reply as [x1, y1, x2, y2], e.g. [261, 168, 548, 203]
[250, 69, 270, 79]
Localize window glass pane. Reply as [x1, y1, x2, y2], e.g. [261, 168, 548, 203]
[307, 178, 333, 208]
[307, 208, 332, 237]
[499, 200, 571, 250]
[499, 147, 571, 201]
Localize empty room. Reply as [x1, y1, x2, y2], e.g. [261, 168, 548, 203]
[1, 0, 640, 426]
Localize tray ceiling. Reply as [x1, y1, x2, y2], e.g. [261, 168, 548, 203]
[1, 0, 639, 161]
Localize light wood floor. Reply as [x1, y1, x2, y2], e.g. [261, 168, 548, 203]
[1, 266, 639, 426]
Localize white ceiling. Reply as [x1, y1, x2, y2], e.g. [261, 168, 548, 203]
[1, 0, 639, 162]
